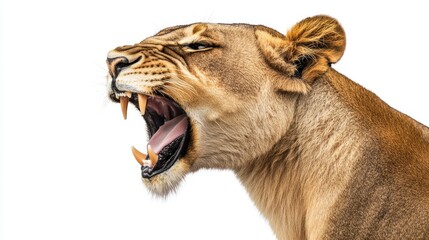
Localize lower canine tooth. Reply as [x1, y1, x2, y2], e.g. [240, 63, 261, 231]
[131, 146, 147, 166]
[137, 94, 147, 115]
[119, 96, 129, 120]
[147, 145, 159, 167]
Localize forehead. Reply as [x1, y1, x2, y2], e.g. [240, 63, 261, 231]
[150, 23, 257, 42]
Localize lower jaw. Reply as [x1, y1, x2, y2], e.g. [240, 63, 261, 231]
[142, 159, 191, 196]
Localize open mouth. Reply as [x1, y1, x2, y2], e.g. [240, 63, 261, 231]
[112, 92, 191, 178]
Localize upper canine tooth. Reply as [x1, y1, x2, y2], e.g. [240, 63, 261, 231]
[137, 94, 147, 116]
[147, 145, 159, 167]
[119, 96, 129, 120]
[131, 146, 147, 166]
[125, 92, 132, 98]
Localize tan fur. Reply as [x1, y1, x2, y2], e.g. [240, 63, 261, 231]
[107, 15, 429, 239]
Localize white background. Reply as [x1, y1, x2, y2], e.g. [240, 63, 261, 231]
[1, 1, 428, 239]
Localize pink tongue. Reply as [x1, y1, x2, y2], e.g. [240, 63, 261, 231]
[148, 114, 188, 154]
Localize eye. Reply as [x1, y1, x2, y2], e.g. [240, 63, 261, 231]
[187, 42, 208, 50]
[183, 42, 214, 52]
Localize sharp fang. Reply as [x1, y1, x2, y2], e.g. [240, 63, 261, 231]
[147, 145, 159, 167]
[119, 96, 129, 120]
[137, 94, 147, 115]
[125, 91, 132, 98]
[131, 146, 147, 166]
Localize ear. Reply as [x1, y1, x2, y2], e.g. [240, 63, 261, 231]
[285, 15, 346, 81]
[255, 15, 346, 93]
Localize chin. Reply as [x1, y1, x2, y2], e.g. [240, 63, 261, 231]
[142, 158, 192, 197]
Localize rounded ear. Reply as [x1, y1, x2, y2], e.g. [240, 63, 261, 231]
[255, 15, 346, 93]
[285, 15, 346, 81]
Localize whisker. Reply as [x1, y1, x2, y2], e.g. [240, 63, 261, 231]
[163, 83, 193, 99]
[167, 73, 198, 95]
[164, 79, 197, 99]
[213, 119, 231, 138]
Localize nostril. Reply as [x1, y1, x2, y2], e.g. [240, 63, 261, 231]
[106, 56, 142, 78]
[106, 57, 130, 79]
[107, 56, 142, 94]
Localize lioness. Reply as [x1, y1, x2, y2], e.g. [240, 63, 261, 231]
[106, 15, 429, 239]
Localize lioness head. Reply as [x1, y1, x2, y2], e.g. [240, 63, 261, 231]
[106, 15, 346, 196]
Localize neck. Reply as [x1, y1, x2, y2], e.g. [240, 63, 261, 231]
[235, 71, 368, 239]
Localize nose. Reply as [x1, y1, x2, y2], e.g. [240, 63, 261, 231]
[106, 56, 132, 79]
